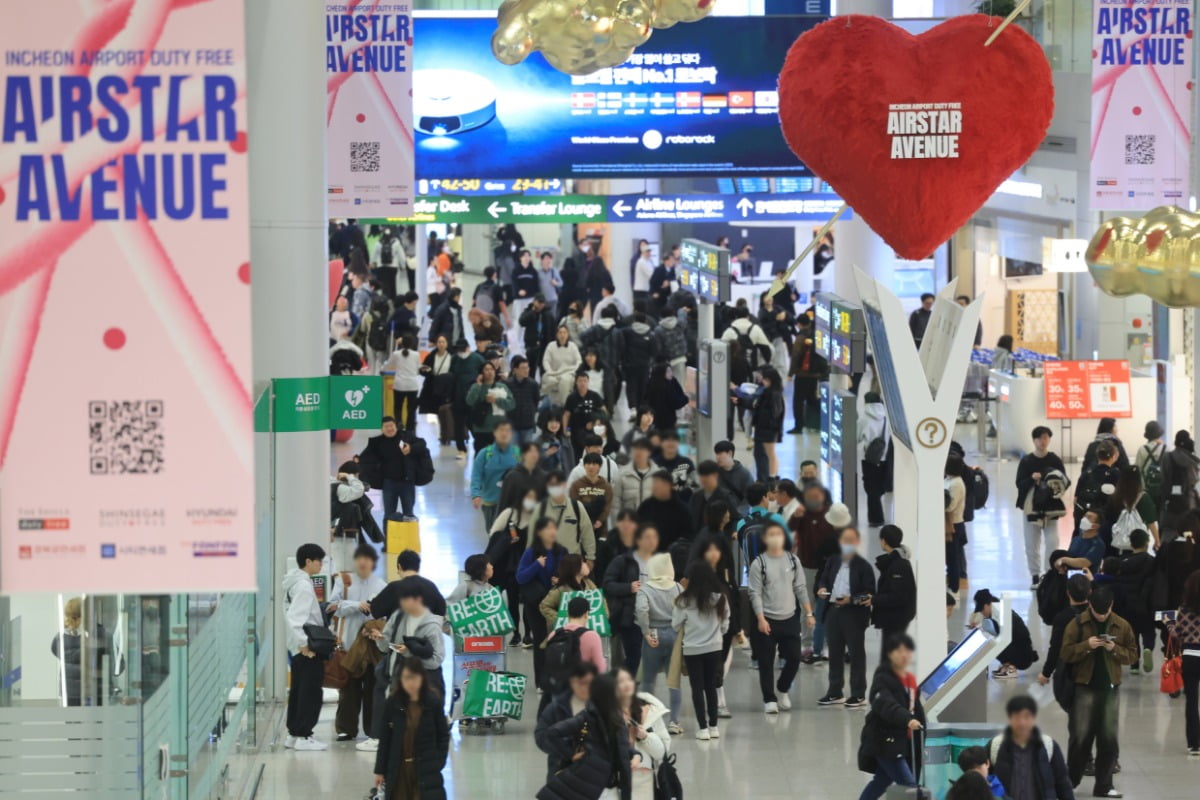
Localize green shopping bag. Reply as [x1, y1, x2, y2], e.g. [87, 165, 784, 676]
[445, 587, 514, 637]
[461, 669, 527, 719]
[553, 588, 611, 637]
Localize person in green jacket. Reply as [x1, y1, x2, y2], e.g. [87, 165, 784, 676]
[449, 342, 485, 460]
[466, 361, 515, 453]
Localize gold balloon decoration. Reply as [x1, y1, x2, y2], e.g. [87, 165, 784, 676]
[1086, 206, 1200, 308]
[491, 0, 717, 76]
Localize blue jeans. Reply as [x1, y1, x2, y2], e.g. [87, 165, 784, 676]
[858, 754, 916, 800]
[382, 479, 415, 519]
[641, 627, 682, 722]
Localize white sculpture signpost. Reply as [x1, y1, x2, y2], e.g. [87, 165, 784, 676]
[853, 270, 982, 679]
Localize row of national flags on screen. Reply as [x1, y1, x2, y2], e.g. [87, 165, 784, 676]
[570, 90, 779, 110]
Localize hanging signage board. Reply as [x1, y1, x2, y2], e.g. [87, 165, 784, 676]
[326, 6, 415, 216]
[607, 193, 846, 223]
[0, 0, 254, 593]
[268, 377, 384, 432]
[1089, 0, 1193, 210]
[1043, 360, 1132, 419]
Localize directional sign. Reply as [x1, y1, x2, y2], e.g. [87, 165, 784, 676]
[381, 195, 608, 224]
[678, 239, 730, 304]
[606, 193, 845, 223]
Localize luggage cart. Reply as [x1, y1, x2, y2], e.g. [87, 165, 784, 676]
[449, 635, 510, 734]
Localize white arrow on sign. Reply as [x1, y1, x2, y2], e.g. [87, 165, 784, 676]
[487, 201, 508, 219]
[736, 198, 753, 218]
[612, 200, 631, 218]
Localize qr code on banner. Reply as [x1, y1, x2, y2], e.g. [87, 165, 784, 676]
[1124, 134, 1155, 166]
[88, 400, 164, 475]
[350, 141, 381, 172]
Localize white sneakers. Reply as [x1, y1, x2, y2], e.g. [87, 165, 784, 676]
[764, 702, 779, 714]
[283, 735, 296, 749]
[717, 705, 732, 719]
[709, 725, 720, 739]
[695, 728, 711, 741]
[356, 738, 380, 752]
[777, 694, 792, 711]
[292, 737, 328, 751]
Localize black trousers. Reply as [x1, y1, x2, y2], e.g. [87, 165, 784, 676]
[793, 377, 820, 430]
[752, 615, 803, 702]
[286, 653, 324, 738]
[861, 460, 887, 526]
[525, 599, 549, 689]
[335, 661, 376, 737]
[684, 651, 722, 729]
[392, 390, 418, 431]
[451, 401, 470, 452]
[825, 606, 869, 698]
[625, 369, 649, 411]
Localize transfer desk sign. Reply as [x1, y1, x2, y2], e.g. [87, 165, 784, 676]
[326, 5, 414, 216]
[1089, 0, 1193, 210]
[0, 0, 254, 593]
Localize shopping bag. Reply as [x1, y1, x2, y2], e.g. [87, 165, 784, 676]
[553, 588, 612, 637]
[323, 621, 350, 689]
[461, 669, 527, 719]
[1161, 634, 1184, 696]
[386, 518, 420, 554]
[445, 587, 514, 637]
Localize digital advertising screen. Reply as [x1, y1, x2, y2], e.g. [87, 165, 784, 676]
[412, 14, 824, 179]
[678, 239, 731, 303]
[830, 299, 866, 375]
[813, 292, 835, 362]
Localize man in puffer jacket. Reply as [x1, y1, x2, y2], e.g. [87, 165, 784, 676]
[654, 313, 689, 378]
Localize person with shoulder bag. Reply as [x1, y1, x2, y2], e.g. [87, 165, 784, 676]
[856, 634, 926, 800]
[536, 673, 633, 800]
[372, 657, 450, 800]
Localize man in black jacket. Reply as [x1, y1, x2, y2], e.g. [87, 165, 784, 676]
[533, 663, 598, 781]
[519, 295, 556, 377]
[498, 442, 547, 512]
[506, 356, 542, 446]
[428, 287, 464, 345]
[1037, 574, 1091, 713]
[689, 460, 742, 531]
[871, 525, 916, 642]
[817, 527, 876, 707]
[990, 695, 1076, 800]
[602, 523, 659, 675]
[1016, 426, 1069, 589]
[359, 417, 411, 519]
[637, 471, 693, 551]
[369, 550, 447, 621]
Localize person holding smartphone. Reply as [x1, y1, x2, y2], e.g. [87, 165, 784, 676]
[817, 527, 876, 708]
[372, 582, 446, 717]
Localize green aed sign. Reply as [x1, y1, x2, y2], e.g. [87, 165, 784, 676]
[263, 376, 383, 433]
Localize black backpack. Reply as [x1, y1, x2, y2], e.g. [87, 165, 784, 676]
[368, 314, 391, 352]
[737, 323, 772, 370]
[543, 626, 587, 693]
[1035, 569, 1068, 626]
[1074, 466, 1109, 512]
[654, 753, 684, 800]
[380, 238, 395, 266]
[971, 468, 989, 509]
[1141, 443, 1166, 501]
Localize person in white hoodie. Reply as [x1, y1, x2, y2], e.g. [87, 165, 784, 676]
[858, 392, 891, 528]
[614, 439, 657, 514]
[615, 666, 673, 800]
[328, 545, 387, 742]
[283, 543, 329, 751]
[540, 325, 582, 406]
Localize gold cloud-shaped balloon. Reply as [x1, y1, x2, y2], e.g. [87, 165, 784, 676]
[1086, 206, 1200, 308]
[491, 0, 716, 76]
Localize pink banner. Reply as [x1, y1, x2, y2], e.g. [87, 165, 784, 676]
[0, 0, 254, 593]
[325, 3, 414, 216]
[1090, 0, 1193, 210]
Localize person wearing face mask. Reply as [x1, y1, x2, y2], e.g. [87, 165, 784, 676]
[488, 488, 540, 647]
[563, 371, 607, 456]
[1057, 508, 1106, 573]
[533, 473, 596, 563]
[737, 482, 792, 561]
[747, 522, 814, 714]
[817, 527, 877, 707]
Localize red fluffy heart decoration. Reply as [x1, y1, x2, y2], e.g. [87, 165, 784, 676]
[778, 15, 1054, 260]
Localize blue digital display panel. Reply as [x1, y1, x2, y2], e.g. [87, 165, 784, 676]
[413, 15, 823, 179]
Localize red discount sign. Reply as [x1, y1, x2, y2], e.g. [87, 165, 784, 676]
[1044, 360, 1132, 419]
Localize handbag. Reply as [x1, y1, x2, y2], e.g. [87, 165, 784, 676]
[304, 622, 337, 659]
[322, 620, 350, 690]
[1160, 633, 1184, 696]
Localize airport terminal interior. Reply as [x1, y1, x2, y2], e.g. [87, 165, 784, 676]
[3, 0, 1200, 799]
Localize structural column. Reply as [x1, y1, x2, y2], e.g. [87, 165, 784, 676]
[246, 0, 330, 699]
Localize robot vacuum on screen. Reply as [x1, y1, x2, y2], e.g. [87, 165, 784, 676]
[413, 70, 498, 136]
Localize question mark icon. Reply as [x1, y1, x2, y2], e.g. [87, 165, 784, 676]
[916, 417, 946, 449]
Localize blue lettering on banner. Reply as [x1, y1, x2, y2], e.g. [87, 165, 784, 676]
[325, 13, 410, 73]
[607, 193, 848, 223]
[1095, 3, 1191, 66]
[3, 73, 238, 221]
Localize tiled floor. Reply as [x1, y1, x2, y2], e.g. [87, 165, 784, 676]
[256, 404, 1200, 799]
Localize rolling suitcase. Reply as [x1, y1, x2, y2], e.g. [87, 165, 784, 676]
[885, 730, 930, 799]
